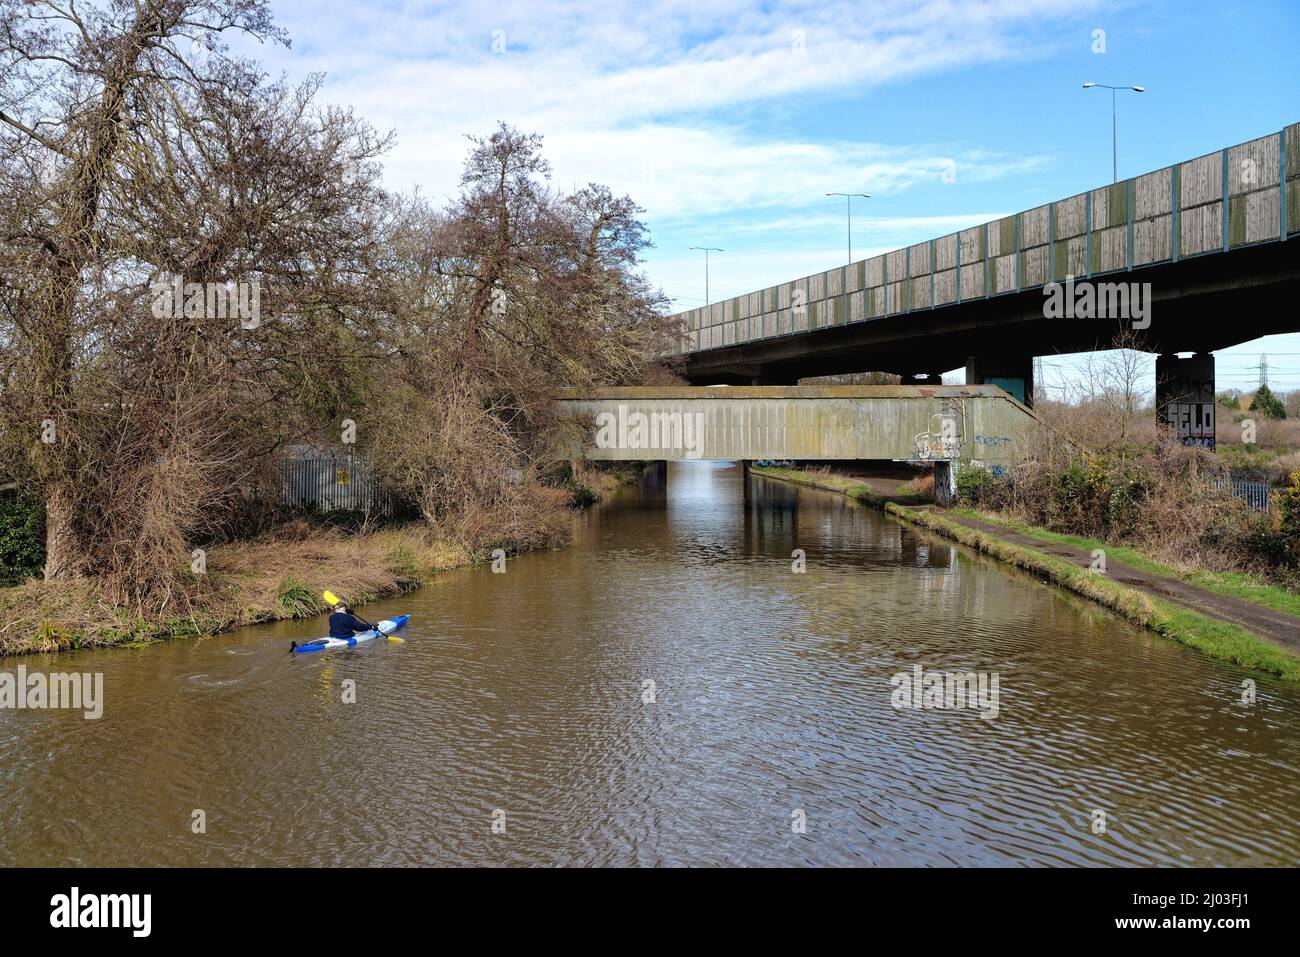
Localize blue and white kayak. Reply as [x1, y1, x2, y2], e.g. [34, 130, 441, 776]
[291, 615, 411, 655]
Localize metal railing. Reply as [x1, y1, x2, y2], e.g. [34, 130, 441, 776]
[279, 451, 400, 516]
[1215, 475, 1272, 512]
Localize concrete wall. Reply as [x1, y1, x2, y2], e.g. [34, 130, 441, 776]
[557, 385, 1036, 464]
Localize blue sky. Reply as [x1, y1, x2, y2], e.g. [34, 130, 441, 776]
[246, 0, 1300, 394]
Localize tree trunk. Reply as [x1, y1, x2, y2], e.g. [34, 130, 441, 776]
[43, 478, 81, 580]
[32, 18, 152, 579]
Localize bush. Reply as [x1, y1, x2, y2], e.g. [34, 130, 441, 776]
[1244, 519, 1295, 569]
[956, 466, 1009, 507]
[0, 495, 45, 586]
[539, 459, 598, 506]
[276, 577, 319, 618]
[1278, 470, 1300, 552]
[968, 425, 1289, 576]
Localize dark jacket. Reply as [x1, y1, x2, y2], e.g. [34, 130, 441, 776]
[328, 611, 370, 639]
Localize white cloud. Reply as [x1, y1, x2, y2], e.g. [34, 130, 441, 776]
[256, 0, 1089, 201]
[243, 0, 1101, 311]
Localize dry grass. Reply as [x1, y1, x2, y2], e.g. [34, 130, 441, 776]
[0, 523, 472, 656]
[901, 473, 935, 498]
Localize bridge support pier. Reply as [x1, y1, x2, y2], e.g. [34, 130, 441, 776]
[934, 461, 958, 506]
[1155, 352, 1216, 450]
[965, 355, 1034, 407]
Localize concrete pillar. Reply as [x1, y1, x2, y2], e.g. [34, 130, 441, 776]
[934, 461, 958, 506]
[1155, 352, 1215, 450]
[966, 355, 1034, 407]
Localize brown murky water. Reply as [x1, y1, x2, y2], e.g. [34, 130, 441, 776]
[2, 461, 1299, 866]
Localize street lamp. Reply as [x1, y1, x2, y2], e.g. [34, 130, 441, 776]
[1082, 82, 1145, 183]
[689, 246, 724, 306]
[826, 192, 870, 264]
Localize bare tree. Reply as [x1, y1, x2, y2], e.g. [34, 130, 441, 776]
[0, 0, 390, 605]
[363, 125, 678, 540]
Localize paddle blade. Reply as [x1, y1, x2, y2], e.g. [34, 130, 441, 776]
[387, 636, 405, 643]
[323, 590, 341, 606]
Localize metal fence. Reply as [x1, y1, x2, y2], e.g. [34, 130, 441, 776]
[1215, 475, 1272, 512]
[279, 451, 401, 516]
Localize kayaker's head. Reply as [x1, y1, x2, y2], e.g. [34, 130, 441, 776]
[333, 604, 347, 613]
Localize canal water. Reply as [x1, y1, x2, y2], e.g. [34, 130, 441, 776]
[3, 462, 1298, 866]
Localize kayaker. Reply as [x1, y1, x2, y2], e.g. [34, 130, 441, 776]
[328, 605, 371, 639]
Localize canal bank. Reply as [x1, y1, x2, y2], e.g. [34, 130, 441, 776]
[752, 466, 1300, 681]
[0, 465, 642, 657]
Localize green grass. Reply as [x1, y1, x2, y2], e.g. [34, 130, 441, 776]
[276, 576, 321, 618]
[948, 507, 1300, 620]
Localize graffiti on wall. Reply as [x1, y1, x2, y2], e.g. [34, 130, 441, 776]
[1164, 401, 1215, 451]
[915, 413, 962, 460]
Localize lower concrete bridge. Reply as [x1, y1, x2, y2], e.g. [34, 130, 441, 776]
[557, 385, 1037, 499]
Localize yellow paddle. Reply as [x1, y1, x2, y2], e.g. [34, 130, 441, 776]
[322, 590, 403, 642]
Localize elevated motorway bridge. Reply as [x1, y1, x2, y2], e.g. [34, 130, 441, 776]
[672, 122, 1300, 450]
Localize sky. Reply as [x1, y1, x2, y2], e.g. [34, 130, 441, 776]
[235, 0, 1300, 395]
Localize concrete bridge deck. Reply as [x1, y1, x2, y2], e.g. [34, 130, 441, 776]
[556, 385, 1035, 467]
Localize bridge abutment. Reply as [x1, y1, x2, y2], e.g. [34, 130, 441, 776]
[1155, 352, 1216, 450]
[965, 355, 1034, 407]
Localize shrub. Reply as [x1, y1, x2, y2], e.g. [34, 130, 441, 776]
[955, 403, 1299, 580]
[276, 577, 319, 618]
[956, 466, 1008, 507]
[0, 495, 45, 586]
[1278, 470, 1300, 554]
[540, 459, 598, 506]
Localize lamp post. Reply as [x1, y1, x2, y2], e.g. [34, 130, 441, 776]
[1082, 82, 1145, 183]
[689, 246, 723, 306]
[826, 192, 870, 264]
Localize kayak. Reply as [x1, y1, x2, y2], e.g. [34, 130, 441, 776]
[291, 615, 411, 655]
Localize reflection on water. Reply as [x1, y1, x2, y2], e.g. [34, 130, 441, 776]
[2, 461, 1298, 866]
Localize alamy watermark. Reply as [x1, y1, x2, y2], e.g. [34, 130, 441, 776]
[595, 404, 705, 459]
[151, 273, 261, 328]
[1, 666, 103, 719]
[50, 887, 150, 937]
[1043, 277, 1150, 329]
[890, 664, 1000, 720]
